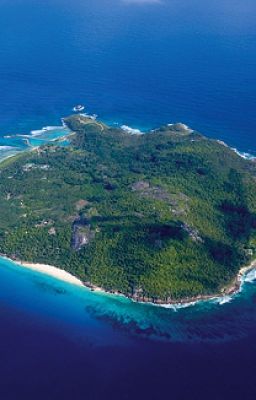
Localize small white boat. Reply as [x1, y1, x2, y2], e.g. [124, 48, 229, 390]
[73, 105, 85, 112]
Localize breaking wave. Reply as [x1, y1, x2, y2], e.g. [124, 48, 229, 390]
[232, 147, 256, 161]
[30, 125, 67, 136]
[168, 123, 194, 133]
[0, 145, 18, 151]
[121, 125, 143, 134]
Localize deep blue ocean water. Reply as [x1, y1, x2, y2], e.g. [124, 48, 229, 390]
[1, 0, 256, 398]
[1, 258, 256, 399]
[0, 0, 256, 154]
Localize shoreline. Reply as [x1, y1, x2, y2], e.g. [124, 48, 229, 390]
[0, 115, 256, 168]
[2, 254, 256, 308]
[2, 257, 84, 287]
[0, 121, 74, 167]
[0, 116, 256, 308]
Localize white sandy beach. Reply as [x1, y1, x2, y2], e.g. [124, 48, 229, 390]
[3, 256, 256, 307]
[15, 261, 84, 287]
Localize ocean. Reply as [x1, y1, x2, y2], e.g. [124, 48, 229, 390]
[0, 0, 256, 398]
[1, 257, 256, 399]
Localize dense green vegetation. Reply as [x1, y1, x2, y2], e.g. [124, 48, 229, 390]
[0, 115, 256, 302]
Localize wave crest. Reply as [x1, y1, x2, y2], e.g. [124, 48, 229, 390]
[121, 125, 142, 134]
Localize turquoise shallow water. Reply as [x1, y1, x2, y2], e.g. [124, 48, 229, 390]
[1, 256, 256, 345]
[0, 125, 71, 161]
[1, 256, 256, 399]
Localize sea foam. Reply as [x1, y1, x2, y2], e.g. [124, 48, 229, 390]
[213, 296, 233, 305]
[244, 269, 256, 283]
[232, 148, 256, 161]
[121, 125, 142, 134]
[160, 301, 197, 311]
[0, 145, 17, 151]
[30, 125, 66, 136]
[168, 123, 194, 133]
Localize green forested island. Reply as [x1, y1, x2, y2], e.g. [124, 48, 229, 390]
[0, 115, 256, 303]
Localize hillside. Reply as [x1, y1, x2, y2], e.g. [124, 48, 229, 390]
[0, 115, 256, 302]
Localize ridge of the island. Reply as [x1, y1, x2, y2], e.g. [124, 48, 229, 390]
[0, 114, 256, 304]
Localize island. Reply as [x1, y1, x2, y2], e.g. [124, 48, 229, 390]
[0, 115, 255, 304]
